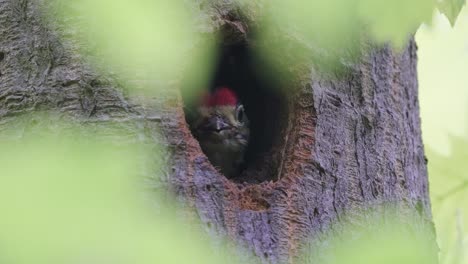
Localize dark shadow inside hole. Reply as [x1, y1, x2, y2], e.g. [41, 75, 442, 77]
[182, 42, 288, 183]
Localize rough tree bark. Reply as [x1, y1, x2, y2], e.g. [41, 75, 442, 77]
[0, 1, 437, 263]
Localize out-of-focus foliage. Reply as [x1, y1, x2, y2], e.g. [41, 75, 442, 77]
[438, 0, 467, 26]
[300, 210, 437, 264]
[248, 0, 463, 77]
[252, 0, 362, 77]
[23, 0, 468, 263]
[426, 134, 468, 264]
[414, 5, 468, 264]
[46, 0, 467, 89]
[0, 116, 250, 264]
[358, 0, 434, 46]
[46, 0, 217, 96]
[417, 7, 468, 264]
[265, 0, 361, 53]
[417, 6, 468, 155]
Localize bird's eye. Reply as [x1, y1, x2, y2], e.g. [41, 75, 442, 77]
[236, 105, 245, 122]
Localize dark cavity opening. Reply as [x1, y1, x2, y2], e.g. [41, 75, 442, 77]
[182, 41, 289, 183]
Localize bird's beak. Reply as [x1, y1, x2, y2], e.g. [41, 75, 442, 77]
[200, 116, 231, 133]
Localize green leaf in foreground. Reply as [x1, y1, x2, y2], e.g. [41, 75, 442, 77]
[300, 209, 437, 264]
[438, 0, 467, 26]
[0, 122, 248, 264]
[358, 0, 435, 47]
[427, 133, 468, 264]
[47, 0, 217, 96]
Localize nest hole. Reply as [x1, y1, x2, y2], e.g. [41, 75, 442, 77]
[182, 41, 289, 183]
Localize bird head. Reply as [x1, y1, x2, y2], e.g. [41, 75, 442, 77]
[193, 87, 248, 142]
[190, 87, 250, 177]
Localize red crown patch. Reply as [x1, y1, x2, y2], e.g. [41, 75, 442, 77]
[202, 87, 238, 107]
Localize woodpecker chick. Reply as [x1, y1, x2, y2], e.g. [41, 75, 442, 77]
[191, 87, 250, 178]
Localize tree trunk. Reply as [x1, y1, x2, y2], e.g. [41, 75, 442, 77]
[0, 1, 436, 263]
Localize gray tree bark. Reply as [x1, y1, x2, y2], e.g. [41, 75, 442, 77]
[0, 1, 437, 263]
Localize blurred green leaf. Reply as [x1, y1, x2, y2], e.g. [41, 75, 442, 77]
[427, 133, 468, 264]
[300, 209, 437, 264]
[0, 116, 249, 264]
[255, 0, 362, 76]
[416, 7, 468, 156]
[330, 229, 434, 264]
[249, 0, 439, 77]
[47, 0, 217, 96]
[358, 0, 435, 47]
[438, 0, 467, 26]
